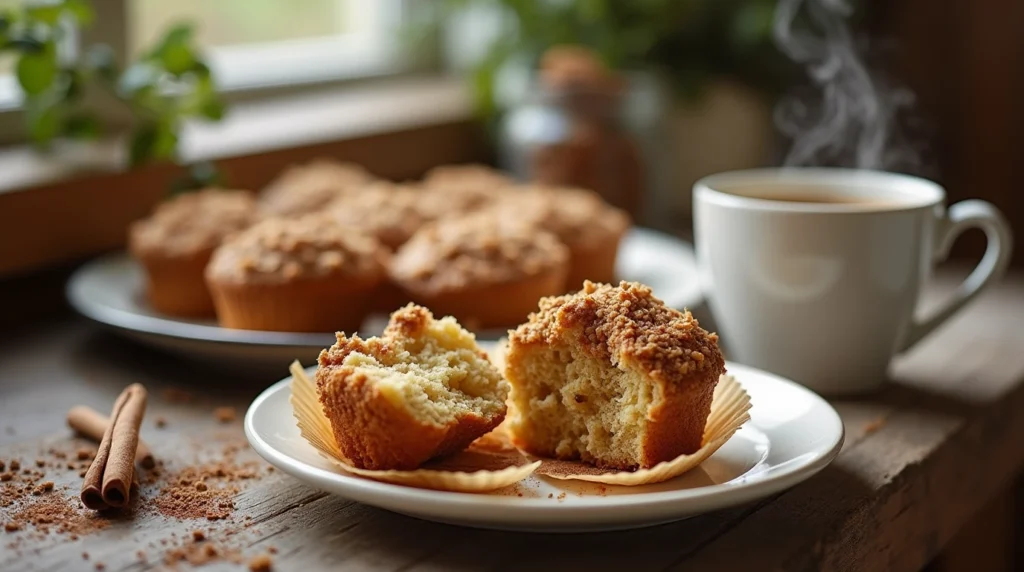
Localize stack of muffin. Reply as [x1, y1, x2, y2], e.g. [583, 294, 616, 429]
[128, 160, 630, 333]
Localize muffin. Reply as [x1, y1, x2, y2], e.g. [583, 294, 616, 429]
[316, 304, 508, 470]
[205, 215, 388, 333]
[419, 164, 516, 218]
[129, 189, 259, 317]
[260, 159, 376, 217]
[491, 186, 629, 289]
[327, 182, 430, 251]
[389, 214, 569, 329]
[504, 281, 725, 470]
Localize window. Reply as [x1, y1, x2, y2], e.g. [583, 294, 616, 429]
[128, 0, 403, 91]
[0, 0, 412, 143]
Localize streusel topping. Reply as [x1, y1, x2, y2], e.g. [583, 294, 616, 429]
[419, 164, 517, 217]
[389, 213, 568, 295]
[129, 189, 259, 256]
[206, 215, 387, 284]
[510, 281, 725, 384]
[327, 182, 431, 249]
[260, 159, 376, 217]
[488, 186, 630, 247]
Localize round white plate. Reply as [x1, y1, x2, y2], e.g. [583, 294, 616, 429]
[66, 227, 701, 372]
[244, 362, 844, 532]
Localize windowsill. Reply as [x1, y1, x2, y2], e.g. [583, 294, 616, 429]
[0, 75, 473, 195]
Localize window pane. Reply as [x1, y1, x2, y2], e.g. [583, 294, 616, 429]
[128, 0, 352, 56]
[0, 0, 20, 75]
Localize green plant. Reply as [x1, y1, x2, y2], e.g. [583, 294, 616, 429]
[0, 0, 225, 169]
[413, 0, 794, 117]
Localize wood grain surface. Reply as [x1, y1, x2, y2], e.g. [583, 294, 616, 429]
[1, 267, 1022, 571]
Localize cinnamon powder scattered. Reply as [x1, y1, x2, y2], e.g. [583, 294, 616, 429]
[154, 460, 257, 520]
[213, 407, 237, 423]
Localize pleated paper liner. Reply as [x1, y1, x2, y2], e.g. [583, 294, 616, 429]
[288, 361, 540, 492]
[532, 374, 752, 486]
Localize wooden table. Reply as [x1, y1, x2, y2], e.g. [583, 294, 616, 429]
[1, 267, 1023, 571]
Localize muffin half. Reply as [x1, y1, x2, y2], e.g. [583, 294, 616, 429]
[504, 281, 725, 470]
[316, 304, 508, 470]
[205, 215, 387, 332]
[129, 189, 259, 317]
[389, 213, 569, 329]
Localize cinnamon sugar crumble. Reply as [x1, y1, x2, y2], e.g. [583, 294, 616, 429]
[249, 553, 274, 571]
[511, 281, 725, 384]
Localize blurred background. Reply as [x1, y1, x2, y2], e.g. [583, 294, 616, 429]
[0, 0, 1020, 279]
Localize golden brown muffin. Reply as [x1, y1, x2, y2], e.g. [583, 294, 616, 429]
[129, 189, 260, 317]
[504, 281, 725, 470]
[419, 164, 516, 218]
[490, 186, 629, 289]
[326, 182, 430, 251]
[205, 215, 387, 333]
[316, 304, 508, 470]
[389, 214, 569, 329]
[260, 159, 376, 217]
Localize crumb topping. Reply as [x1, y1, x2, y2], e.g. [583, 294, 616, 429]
[327, 182, 432, 249]
[389, 213, 568, 295]
[419, 164, 517, 216]
[205, 215, 386, 284]
[489, 186, 630, 247]
[129, 189, 259, 256]
[510, 281, 724, 384]
[259, 159, 375, 216]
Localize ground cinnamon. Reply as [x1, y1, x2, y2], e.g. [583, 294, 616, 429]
[80, 384, 148, 510]
[67, 405, 155, 469]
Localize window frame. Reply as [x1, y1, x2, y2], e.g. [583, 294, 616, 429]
[0, 0, 427, 146]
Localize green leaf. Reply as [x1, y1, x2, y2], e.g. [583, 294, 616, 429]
[63, 0, 95, 26]
[128, 123, 158, 167]
[16, 47, 57, 95]
[28, 104, 60, 145]
[152, 121, 178, 159]
[147, 23, 195, 60]
[198, 98, 225, 121]
[26, 3, 64, 25]
[160, 41, 196, 76]
[63, 112, 100, 139]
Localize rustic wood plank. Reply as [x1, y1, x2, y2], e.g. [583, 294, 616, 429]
[0, 268, 1022, 571]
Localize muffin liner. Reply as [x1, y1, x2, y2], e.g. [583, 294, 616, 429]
[531, 374, 752, 486]
[288, 361, 540, 492]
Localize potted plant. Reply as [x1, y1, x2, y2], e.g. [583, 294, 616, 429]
[0, 0, 226, 190]
[410, 0, 794, 229]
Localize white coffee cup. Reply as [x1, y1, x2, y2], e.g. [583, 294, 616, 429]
[693, 168, 1013, 395]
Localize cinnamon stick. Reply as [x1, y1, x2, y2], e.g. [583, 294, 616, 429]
[80, 384, 148, 510]
[67, 405, 155, 469]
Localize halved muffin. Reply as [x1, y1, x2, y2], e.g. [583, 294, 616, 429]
[504, 281, 725, 470]
[316, 304, 509, 470]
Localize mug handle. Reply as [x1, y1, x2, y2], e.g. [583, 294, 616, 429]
[900, 199, 1013, 351]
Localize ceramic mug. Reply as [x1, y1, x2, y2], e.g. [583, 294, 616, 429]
[693, 168, 1013, 395]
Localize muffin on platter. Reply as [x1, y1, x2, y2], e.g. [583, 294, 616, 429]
[205, 215, 388, 333]
[129, 188, 259, 317]
[388, 213, 569, 329]
[490, 186, 630, 289]
[260, 159, 376, 217]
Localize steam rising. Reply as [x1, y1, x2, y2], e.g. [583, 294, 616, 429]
[773, 0, 920, 171]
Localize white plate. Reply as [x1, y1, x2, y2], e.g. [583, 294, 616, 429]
[66, 227, 701, 372]
[244, 362, 844, 532]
